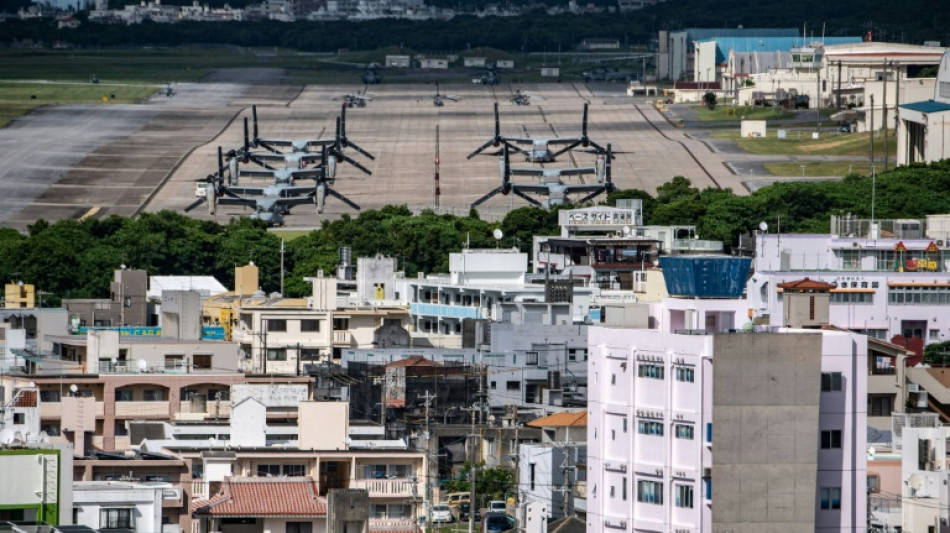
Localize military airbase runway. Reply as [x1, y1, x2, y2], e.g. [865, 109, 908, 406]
[0, 77, 805, 229]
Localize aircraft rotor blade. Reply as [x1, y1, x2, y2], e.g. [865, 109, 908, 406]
[467, 139, 496, 159]
[252, 105, 259, 144]
[577, 186, 608, 205]
[326, 187, 361, 210]
[334, 152, 372, 175]
[346, 140, 375, 161]
[471, 187, 504, 208]
[550, 141, 582, 159]
[511, 187, 544, 207]
[184, 197, 205, 213]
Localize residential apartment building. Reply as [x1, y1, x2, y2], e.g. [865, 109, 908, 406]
[519, 411, 587, 520]
[406, 248, 593, 346]
[586, 256, 867, 532]
[748, 214, 950, 349]
[0, 444, 73, 524]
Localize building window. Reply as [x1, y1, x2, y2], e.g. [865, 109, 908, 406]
[267, 319, 287, 332]
[333, 318, 350, 330]
[100, 508, 134, 529]
[820, 487, 841, 510]
[258, 464, 306, 477]
[637, 421, 664, 436]
[675, 484, 694, 508]
[675, 424, 694, 440]
[530, 463, 536, 490]
[164, 354, 184, 369]
[706, 423, 712, 443]
[622, 477, 627, 501]
[41, 423, 60, 436]
[869, 395, 893, 417]
[868, 474, 880, 493]
[267, 348, 287, 361]
[115, 389, 134, 402]
[193, 354, 212, 369]
[526, 351, 539, 365]
[507, 381, 521, 391]
[114, 421, 128, 436]
[821, 372, 843, 392]
[143, 389, 166, 402]
[889, 286, 950, 305]
[637, 480, 663, 505]
[821, 430, 842, 449]
[638, 363, 664, 380]
[675, 367, 694, 382]
[300, 319, 320, 332]
[39, 390, 60, 403]
[490, 381, 497, 390]
[622, 417, 628, 433]
[830, 292, 873, 304]
[285, 523, 312, 533]
[12, 413, 25, 424]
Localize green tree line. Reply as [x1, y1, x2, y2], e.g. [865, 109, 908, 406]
[2, 0, 949, 52]
[3, 160, 950, 304]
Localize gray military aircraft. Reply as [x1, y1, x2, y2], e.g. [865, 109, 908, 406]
[471, 144, 616, 208]
[468, 102, 610, 163]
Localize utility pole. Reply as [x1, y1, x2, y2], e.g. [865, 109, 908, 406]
[279, 239, 285, 296]
[463, 404, 479, 533]
[419, 390, 437, 533]
[882, 60, 889, 171]
[816, 70, 822, 134]
[870, 94, 875, 169]
[261, 317, 268, 374]
[295, 342, 301, 376]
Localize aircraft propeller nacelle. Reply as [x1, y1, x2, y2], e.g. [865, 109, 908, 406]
[316, 183, 327, 214]
[595, 154, 606, 183]
[229, 157, 239, 186]
[327, 155, 337, 181]
[206, 184, 217, 215]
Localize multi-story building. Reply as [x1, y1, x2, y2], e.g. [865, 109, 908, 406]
[73, 481, 165, 533]
[749, 214, 950, 349]
[0, 443, 73, 524]
[519, 411, 587, 521]
[65, 268, 149, 328]
[405, 248, 593, 346]
[899, 49, 950, 166]
[587, 256, 867, 532]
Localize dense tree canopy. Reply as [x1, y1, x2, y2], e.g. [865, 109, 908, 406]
[4, 159, 950, 304]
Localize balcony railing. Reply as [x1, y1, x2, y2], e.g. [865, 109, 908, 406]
[115, 401, 170, 417]
[352, 478, 417, 498]
[191, 481, 208, 500]
[671, 239, 724, 253]
[368, 519, 416, 532]
[333, 330, 353, 345]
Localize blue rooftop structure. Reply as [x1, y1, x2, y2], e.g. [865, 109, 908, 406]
[682, 28, 800, 41]
[900, 100, 950, 114]
[697, 36, 864, 63]
[659, 256, 752, 299]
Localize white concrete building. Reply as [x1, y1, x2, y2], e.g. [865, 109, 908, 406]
[586, 257, 867, 532]
[898, 49, 950, 166]
[406, 248, 593, 345]
[747, 214, 950, 346]
[73, 481, 164, 533]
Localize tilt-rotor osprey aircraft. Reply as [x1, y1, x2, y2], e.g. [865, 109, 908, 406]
[239, 120, 371, 180]
[248, 104, 375, 174]
[468, 102, 611, 163]
[471, 144, 616, 208]
[432, 82, 461, 107]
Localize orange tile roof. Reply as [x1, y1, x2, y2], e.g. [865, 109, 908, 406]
[777, 277, 836, 291]
[387, 356, 441, 368]
[526, 410, 587, 428]
[193, 477, 327, 517]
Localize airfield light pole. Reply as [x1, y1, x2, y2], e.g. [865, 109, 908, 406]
[435, 125, 441, 207]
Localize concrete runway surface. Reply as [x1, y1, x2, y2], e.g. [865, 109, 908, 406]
[0, 78, 820, 229]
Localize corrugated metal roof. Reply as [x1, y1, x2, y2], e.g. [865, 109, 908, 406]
[659, 256, 752, 299]
[900, 100, 950, 114]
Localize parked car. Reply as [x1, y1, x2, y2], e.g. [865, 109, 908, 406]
[457, 502, 481, 522]
[488, 500, 507, 513]
[431, 504, 454, 524]
[839, 122, 852, 133]
[482, 512, 513, 532]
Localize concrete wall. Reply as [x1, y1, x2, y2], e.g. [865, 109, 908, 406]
[231, 398, 266, 447]
[73, 482, 163, 533]
[357, 257, 397, 302]
[299, 401, 349, 450]
[262, 518, 327, 533]
[711, 333, 822, 533]
[161, 291, 202, 340]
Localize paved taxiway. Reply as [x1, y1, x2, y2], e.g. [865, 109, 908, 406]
[0, 78, 839, 229]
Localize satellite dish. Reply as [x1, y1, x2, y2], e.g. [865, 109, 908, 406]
[69, 384, 78, 394]
[868, 446, 876, 459]
[489, 415, 496, 422]
[28, 381, 36, 388]
[621, 226, 631, 236]
[493, 229, 503, 240]
[137, 359, 148, 372]
[759, 221, 768, 232]
[908, 473, 923, 491]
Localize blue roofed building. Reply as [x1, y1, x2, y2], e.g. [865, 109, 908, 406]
[658, 27, 800, 81]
